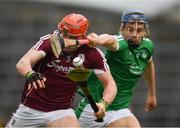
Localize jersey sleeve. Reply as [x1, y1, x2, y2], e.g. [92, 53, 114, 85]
[113, 34, 128, 52]
[32, 34, 52, 57]
[87, 47, 109, 75]
[143, 38, 154, 58]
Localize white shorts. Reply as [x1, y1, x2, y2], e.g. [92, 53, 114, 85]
[6, 104, 76, 127]
[79, 104, 134, 127]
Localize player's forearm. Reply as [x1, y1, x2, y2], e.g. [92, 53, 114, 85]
[144, 60, 156, 96]
[97, 70, 117, 105]
[102, 81, 117, 105]
[97, 34, 118, 51]
[16, 58, 33, 77]
[87, 33, 118, 51]
[16, 49, 43, 77]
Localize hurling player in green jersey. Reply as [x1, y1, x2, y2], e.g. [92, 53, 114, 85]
[75, 9, 157, 127]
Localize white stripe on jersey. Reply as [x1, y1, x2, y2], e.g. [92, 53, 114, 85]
[32, 34, 52, 57]
[22, 87, 34, 105]
[33, 30, 58, 51]
[96, 47, 109, 70]
[93, 69, 105, 75]
[93, 47, 109, 75]
[113, 34, 124, 51]
[33, 40, 43, 50]
[33, 34, 50, 50]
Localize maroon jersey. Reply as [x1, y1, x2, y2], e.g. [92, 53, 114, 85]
[21, 31, 109, 112]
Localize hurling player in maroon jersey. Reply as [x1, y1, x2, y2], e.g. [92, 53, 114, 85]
[6, 14, 117, 127]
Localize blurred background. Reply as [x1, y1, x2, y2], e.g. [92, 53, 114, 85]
[0, 0, 180, 126]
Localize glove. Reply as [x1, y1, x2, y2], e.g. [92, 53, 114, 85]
[26, 71, 43, 82]
[25, 71, 45, 90]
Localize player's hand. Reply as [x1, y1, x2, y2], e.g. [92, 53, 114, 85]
[144, 94, 157, 111]
[87, 33, 99, 47]
[94, 102, 106, 119]
[25, 71, 46, 90]
[64, 38, 89, 48]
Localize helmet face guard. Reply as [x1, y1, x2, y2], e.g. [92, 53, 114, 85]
[58, 13, 89, 39]
[120, 9, 150, 37]
[119, 9, 150, 47]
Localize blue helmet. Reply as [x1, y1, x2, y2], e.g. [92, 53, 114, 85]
[120, 9, 150, 37]
[121, 9, 148, 24]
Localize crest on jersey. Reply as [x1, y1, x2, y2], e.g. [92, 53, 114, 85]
[78, 54, 85, 61]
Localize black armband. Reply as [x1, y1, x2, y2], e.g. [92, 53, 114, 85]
[25, 71, 44, 84]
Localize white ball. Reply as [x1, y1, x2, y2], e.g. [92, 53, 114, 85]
[73, 57, 83, 67]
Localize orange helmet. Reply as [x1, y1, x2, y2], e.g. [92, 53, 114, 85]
[58, 13, 89, 39]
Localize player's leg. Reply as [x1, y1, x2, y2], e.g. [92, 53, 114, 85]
[47, 115, 79, 127]
[78, 104, 106, 127]
[46, 108, 79, 127]
[107, 116, 140, 127]
[106, 108, 140, 128]
[6, 104, 45, 127]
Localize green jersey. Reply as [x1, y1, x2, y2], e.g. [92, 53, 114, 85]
[75, 35, 154, 117]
